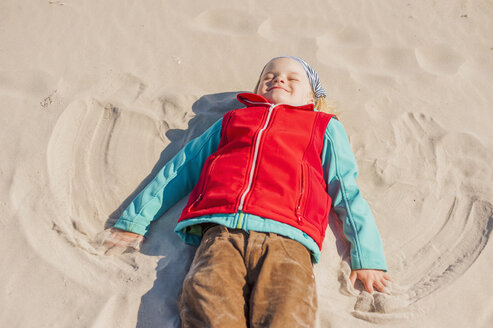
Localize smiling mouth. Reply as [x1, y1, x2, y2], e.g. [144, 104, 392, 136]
[268, 86, 288, 92]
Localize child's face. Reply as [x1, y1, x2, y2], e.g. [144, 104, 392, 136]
[256, 57, 314, 106]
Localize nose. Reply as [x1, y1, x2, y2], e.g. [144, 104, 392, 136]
[273, 75, 285, 84]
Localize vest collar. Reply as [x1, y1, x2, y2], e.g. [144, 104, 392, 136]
[236, 92, 315, 111]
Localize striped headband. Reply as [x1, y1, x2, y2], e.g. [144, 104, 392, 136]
[259, 56, 327, 100]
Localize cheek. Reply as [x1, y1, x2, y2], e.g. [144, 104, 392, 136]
[302, 86, 314, 101]
[259, 83, 269, 94]
[307, 91, 315, 101]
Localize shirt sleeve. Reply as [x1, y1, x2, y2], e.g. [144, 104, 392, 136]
[321, 118, 388, 271]
[113, 118, 223, 236]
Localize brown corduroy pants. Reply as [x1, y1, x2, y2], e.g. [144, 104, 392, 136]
[178, 225, 317, 328]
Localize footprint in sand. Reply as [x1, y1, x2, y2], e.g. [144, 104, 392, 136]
[414, 44, 465, 75]
[192, 9, 263, 36]
[257, 15, 328, 42]
[351, 112, 493, 323]
[315, 27, 418, 76]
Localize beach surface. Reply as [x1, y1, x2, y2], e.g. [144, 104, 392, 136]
[1, 1, 493, 327]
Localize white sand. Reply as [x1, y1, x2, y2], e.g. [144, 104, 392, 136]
[1, 0, 493, 327]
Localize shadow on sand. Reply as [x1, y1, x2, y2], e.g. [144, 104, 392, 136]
[105, 91, 242, 327]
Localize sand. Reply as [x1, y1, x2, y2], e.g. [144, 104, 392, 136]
[1, 0, 493, 327]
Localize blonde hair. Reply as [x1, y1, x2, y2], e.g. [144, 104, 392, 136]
[253, 79, 337, 115]
[314, 96, 337, 115]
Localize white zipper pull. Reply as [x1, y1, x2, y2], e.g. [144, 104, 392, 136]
[296, 206, 304, 225]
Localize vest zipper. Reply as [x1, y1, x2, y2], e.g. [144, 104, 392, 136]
[238, 103, 276, 211]
[295, 163, 306, 225]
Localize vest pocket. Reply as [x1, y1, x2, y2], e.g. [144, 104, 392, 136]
[303, 164, 330, 233]
[295, 162, 309, 225]
[188, 154, 220, 212]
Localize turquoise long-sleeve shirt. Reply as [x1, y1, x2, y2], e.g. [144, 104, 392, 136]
[114, 114, 387, 271]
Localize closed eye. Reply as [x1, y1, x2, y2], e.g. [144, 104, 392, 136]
[288, 74, 301, 81]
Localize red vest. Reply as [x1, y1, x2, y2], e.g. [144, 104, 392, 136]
[178, 93, 335, 249]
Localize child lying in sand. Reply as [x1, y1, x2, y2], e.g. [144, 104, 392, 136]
[98, 56, 391, 327]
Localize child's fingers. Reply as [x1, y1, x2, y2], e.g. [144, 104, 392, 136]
[94, 229, 113, 246]
[104, 237, 141, 255]
[374, 280, 386, 293]
[126, 236, 144, 250]
[383, 273, 392, 281]
[103, 237, 128, 255]
[97, 229, 143, 248]
[101, 235, 123, 249]
[103, 244, 117, 256]
[363, 280, 374, 294]
[350, 270, 392, 294]
[95, 229, 144, 255]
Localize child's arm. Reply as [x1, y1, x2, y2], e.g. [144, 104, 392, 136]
[98, 118, 223, 252]
[322, 118, 390, 293]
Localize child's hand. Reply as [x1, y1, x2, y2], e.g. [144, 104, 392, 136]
[95, 228, 144, 255]
[350, 269, 392, 294]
